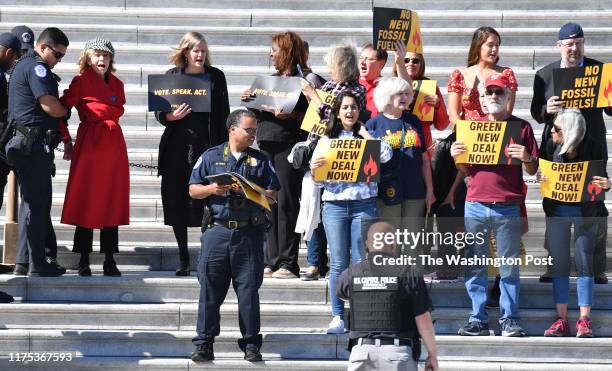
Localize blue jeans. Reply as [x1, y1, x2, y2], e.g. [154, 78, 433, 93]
[547, 204, 596, 307]
[306, 222, 328, 275]
[464, 201, 521, 324]
[323, 198, 377, 317]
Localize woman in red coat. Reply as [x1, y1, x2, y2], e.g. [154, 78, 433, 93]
[60, 38, 129, 277]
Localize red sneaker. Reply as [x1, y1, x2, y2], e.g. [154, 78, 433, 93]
[576, 318, 593, 338]
[544, 318, 570, 337]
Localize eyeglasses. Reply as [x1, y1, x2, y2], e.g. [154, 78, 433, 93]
[241, 127, 257, 135]
[559, 39, 584, 49]
[46, 45, 65, 60]
[359, 56, 378, 63]
[404, 58, 421, 65]
[485, 88, 505, 96]
[552, 125, 563, 133]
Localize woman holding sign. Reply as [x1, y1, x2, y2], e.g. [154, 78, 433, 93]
[310, 91, 392, 334]
[447, 26, 518, 124]
[393, 48, 449, 155]
[540, 109, 610, 338]
[60, 37, 128, 276]
[155, 32, 230, 276]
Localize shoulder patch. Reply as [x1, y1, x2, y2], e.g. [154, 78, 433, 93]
[193, 157, 203, 170]
[34, 65, 47, 78]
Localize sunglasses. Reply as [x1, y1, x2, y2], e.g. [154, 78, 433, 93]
[241, 127, 257, 135]
[485, 88, 505, 96]
[47, 45, 65, 60]
[404, 58, 421, 65]
[552, 125, 563, 133]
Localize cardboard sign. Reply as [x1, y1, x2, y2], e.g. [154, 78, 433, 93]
[553, 63, 612, 109]
[147, 74, 211, 112]
[241, 76, 302, 113]
[455, 120, 522, 165]
[408, 80, 437, 122]
[312, 139, 381, 182]
[539, 159, 605, 202]
[373, 7, 423, 53]
[205, 172, 273, 211]
[300, 90, 335, 137]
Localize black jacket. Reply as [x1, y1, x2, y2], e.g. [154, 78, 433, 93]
[530, 57, 612, 153]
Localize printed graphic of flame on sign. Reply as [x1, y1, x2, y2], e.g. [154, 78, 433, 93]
[587, 181, 603, 201]
[503, 137, 516, 165]
[412, 30, 421, 47]
[604, 79, 612, 106]
[363, 155, 378, 182]
[418, 100, 432, 117]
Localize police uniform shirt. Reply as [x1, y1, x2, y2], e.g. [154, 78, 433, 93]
[189, 142, 280, 221]
[337, 253, 433, 340]
[8, 49, 60, 130]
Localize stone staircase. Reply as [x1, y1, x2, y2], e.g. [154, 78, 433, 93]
[1, 0, 612, 369]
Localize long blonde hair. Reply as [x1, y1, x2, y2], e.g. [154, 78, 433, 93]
[556, 108, 586, 155]
[169, 32, 211, 68]
[78, 49, 115, 75]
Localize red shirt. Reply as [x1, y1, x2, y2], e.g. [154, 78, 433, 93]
[465, 115, 538, 203]
[359, 77, 380, 118]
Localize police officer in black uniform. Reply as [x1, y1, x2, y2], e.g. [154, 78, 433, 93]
[6, 27, 68, 277]
[189, 109, 280, 362]
[337, 221, 439, 371]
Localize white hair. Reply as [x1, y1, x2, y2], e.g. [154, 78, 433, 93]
[373, 77, 413, 112]
[555, 108, 586, 155]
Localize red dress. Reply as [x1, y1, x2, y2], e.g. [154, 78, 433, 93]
[447, 67, 518, 120]
[60, 67, 130, 228]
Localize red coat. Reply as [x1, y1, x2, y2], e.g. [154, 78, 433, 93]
[60, 67, 130, 228]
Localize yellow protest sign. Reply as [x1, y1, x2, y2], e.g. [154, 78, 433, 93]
[205, 172, 273, 211]
[373, 7, 423, 53]
[554, 63, 612, 109]
[312, 139, 381, 182]
[409, 80, 437, 122]
[539, 159, 605, 202]
[301, 90, 335, 137]
[455, 120, 521, 165]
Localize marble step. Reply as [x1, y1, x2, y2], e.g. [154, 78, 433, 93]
[2, 329, 612, 362]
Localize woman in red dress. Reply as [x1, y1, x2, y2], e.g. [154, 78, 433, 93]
[60, 38, 129, 277]
[447, 26, 518, 124]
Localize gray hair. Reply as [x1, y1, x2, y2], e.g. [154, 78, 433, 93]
[324, 43, 359, 83]
[373, 77, 413, 112]
[226, 109, 257, 130]
[555, 108, 586, 155]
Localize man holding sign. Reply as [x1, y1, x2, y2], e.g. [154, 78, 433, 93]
[530, 22, 612, 284]
[451, 74, 538, 337]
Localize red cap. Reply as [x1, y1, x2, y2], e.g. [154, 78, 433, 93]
[484, 73, 510, 89]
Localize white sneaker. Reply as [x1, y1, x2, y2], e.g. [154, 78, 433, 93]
[326, 316, 345, 334]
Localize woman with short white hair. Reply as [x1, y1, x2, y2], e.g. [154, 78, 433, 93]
[366, 77, 435, 235]
[541, 108, 610, 338]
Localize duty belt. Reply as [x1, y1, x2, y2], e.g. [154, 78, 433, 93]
[213, 213, 266, 230]
[356, 338, 413, 347]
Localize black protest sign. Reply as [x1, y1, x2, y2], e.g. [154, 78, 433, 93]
[553, 63, 612, 109]
[241, 76, 302, 114]
[148, 74, 211, 112]
[373, 7, 423, 52]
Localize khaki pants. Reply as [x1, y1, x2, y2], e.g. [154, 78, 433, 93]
[348, 344, 417, 371]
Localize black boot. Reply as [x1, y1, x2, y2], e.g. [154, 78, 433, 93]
[78, 252, 91, 277]
[175, 260, 191, 276]
[103, 254, 121, 277]
[191, 343, 214, 362]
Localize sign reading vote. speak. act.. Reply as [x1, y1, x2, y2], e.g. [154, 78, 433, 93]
[147, 74, 211, 112]
[455, 120, 522, 165]
[373, 7, 423, 53]
[408, 80, 437, 122]
[553, 63, 612, 109]
[300, 89, 335, 137]
[312, 139, 381, 182]
[241, 76, 302, 114]
[539, 159, 605, 203]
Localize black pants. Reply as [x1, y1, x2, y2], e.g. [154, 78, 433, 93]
[259, 141, 302, 276]
[72, 225, 119, 254]
[193, 224, 265, 349]
[8, 142, 55, 269]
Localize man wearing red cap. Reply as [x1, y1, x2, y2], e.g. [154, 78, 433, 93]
[531, 22, 611, 284]
[450, 73, 538, 337]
